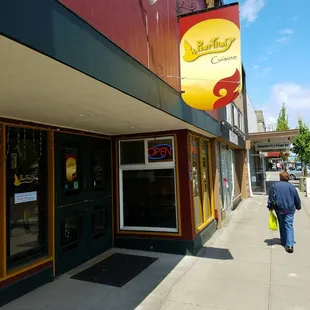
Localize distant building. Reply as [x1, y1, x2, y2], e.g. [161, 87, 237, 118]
[246, 93, 258, 134]
[255, 110, 267, 132]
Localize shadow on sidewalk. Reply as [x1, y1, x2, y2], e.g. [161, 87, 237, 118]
[197, 247, 234, 260]
[264, 238, 281, 246]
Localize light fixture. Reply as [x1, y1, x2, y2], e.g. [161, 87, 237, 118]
[148, 0, 158, 5]
[78, 113, 92, 117]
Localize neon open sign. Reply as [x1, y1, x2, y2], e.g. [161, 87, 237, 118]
[148, 144, 173, 160]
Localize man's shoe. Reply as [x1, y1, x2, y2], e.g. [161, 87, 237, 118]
[285, 246, 294, 253]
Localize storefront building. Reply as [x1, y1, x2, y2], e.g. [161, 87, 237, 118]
[113, 131, 216, 254]
[215, 70, 249, 221]
[0, 0, 247, 305]
[249, 130, 299, 194]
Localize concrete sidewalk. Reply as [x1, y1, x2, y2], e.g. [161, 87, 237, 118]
[3, 195, 310, 310]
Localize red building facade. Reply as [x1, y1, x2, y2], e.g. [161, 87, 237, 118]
[58, 0, 219, 119]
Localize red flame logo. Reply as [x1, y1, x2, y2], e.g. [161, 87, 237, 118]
[213, 69, 240, 109]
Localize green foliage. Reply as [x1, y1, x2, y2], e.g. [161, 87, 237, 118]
[292, 119, 310, 176]
[276, 103, 290, 131]
[275, 104, 290, 161]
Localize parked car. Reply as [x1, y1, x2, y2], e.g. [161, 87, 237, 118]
[289, 167, 310, 180]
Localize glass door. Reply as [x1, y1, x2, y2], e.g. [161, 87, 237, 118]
[249, 153, 266, 194]
[221, 150, 234, 211]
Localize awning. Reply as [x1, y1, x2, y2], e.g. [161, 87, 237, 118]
[0, 35, 215, 137]
[249, 129, 299, 152]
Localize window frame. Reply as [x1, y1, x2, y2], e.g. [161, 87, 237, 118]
[200, 140, 213, 222]
[5, 126, 49, 271]
[232, 103, 238, 127]
[118, 136, 178, 233]
[226, 104, 232, 124]
[190, 134, 214, 231]
[238, 111, 243, 131]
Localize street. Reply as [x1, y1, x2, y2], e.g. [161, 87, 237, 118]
[3, 194, 310, 310]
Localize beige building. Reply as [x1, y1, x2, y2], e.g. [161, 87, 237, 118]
[255, 110, 267, 132]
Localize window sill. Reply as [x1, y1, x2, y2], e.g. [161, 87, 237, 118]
[120, 226, 178, 233]
[4, 256, 53, 281]
[196, 216, 215, 233]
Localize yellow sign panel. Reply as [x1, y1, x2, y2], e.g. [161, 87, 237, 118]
[179, 5, 242, 111]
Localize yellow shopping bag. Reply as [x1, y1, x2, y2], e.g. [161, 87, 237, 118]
[269, 211, 278, 231]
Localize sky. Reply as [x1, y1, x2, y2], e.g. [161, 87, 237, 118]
[225, 0, 310, 129]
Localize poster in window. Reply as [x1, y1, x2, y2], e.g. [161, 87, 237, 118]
[93, 150, 105, 189]
[64, 147, 79, 191]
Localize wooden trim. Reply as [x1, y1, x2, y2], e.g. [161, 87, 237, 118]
[115, 139, 120, 235]
[188, 130, 211, 142]
[47, 131, 55, 275]
[52, 129, 111, 140]
[0, 121, 49, 132]
[189, 133, 215, 233]
[199, 139, 206, 223]
[115, 134, 182, 237]
[208, 142, 215, 219]
[0, 119, 110, 140]
[0, 124, 6, 278]
[189, 135, 203, 230]
[110, 139, 114, 245]
[196, 216, 214, 232]
[1, 258, 53, 281]
[173, 134, 182, 235]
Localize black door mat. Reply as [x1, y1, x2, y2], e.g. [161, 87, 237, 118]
[71, 253, 158, 287]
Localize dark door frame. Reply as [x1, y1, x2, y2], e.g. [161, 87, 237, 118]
[54, 132, 112, 275]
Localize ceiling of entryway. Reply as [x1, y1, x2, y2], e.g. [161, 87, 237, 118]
[0, 35, 215, 137]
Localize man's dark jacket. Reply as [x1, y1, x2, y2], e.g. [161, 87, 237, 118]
[268, 181, 301, 213]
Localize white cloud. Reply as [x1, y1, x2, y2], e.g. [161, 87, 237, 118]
[253, 83, 310, 129]
[240, 0, 265, 23]
[257, 29, 294, 63]
[264, 115, 278, 130]
[253, 66, 271, 77]
[280, 29, 294, 35]
[276, 36, 289, 43]
[261, 67, 272, 76]
[271, 83, 310, 110]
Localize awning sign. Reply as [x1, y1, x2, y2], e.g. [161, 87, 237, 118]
[256, 142, 290, 151]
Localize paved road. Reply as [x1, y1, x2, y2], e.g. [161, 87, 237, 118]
[3, 194, 310, 310]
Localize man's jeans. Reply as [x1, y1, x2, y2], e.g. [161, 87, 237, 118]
[276, 212, 294, 247]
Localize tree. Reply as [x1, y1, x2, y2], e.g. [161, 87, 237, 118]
[292, 119, 310, 176]
[276, 103, 290, 163]
[276, 103, 289, 131]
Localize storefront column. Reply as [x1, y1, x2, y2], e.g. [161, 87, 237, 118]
[241, 149, 250, 199]
[47, 131, 55, 274]
[0, 124, 6, 278]
[210, 139, 223, 228]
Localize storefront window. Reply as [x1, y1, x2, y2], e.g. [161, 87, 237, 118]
[201, 141, 212, 220]
[6, 127, 48, 268]
[191, 137, 203, 227]
[191, 136, 213, 229]
[216, 142, 224, 210]
[119, 137, 178, 232]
